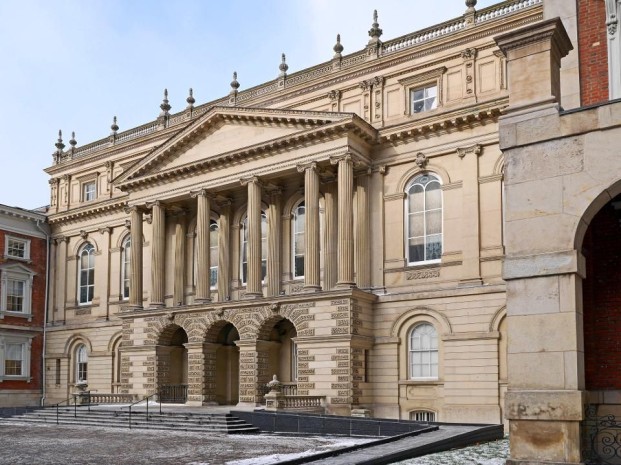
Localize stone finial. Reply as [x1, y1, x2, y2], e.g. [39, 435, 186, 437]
[160, 88, 171, 115]
[55, 130, 65, 152]
[186, 88, 195, 109]
[465, 0, 477, 11]
[279, 53, 289, 77]
[333, 34, 344, 57]
[111, 116, 119, 134]
[230, 72, 240, 94]
[69, 131, 77, 151]
[368, 10, 383, 43]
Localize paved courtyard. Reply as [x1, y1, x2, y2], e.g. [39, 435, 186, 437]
[0, 422, 370, 465]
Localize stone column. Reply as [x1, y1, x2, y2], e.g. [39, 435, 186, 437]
[173, 212, 187, 306]
[332, 155, 355, 288]
[298, 163, 321, 291]
[241, 177, 263, 298]
[457, 144, 482, 286]
[355, 168, 371, 289]
[48, 239, 57, 324]
[149, 201, 165, 308]
[323, 178, 338, 291]
[217, 200, 231, 301]
[128, 206, 143, 308]
[193, 190, 212, 303]
[56, 237, 68, 322]
[266, 187, 282, 297]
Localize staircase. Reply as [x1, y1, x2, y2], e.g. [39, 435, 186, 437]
[1, 407, 260, 434]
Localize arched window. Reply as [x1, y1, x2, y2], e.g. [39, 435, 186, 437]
[240, 212, 267, 284]
[409, 323, 438, 379]
[292, 201, 305, 279]
[409, 410, 436, 422]
[78, 243, 95, 305]
[75, 344, 88, 383]
[406, 174, 442, 264]
[210, 220, 219, 288]
[121, 236, 131, 300]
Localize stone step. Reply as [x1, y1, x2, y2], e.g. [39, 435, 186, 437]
[2, 408, 260, 434]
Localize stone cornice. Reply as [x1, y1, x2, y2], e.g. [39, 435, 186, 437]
[47, 198, 127, 224]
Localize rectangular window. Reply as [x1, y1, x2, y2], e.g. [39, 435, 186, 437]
[55, 359, 61, 385]
[83, 182, 96, 201]
[6, 237, 29, 260]
[6, 279, 25, 312]
[411, 85, 437, 114]
[5, 343, 24, 376]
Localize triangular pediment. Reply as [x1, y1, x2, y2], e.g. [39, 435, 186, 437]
[116, 106, 372, 189]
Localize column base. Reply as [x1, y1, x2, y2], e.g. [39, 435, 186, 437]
[194, 298, 212, 304]
[301, 285, 322, 293]
[243, 293, 263, 300]
[149, 303, 165, 309]
[335, 282, 356, 289]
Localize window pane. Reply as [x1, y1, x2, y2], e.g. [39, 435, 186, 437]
[426, 235, 442, 260]
[426, 210, 442, 235]
[295, 256, 304, 278]
[409, 212, 424, 238]
[408, 185, 424, 213]
[413, 89, 424, 100]
[426, 182, 442, 209]
[409, 239, 425, 263]
[425, 96, 437, 111]
[210, 268, 218, 287]
[425, 86, 437, 98]
[413, 100, 425, 113]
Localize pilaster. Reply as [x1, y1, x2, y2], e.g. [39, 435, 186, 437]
[355, 168, 371, 289]
[192, 190, 212, 303]
[298, 163, 321, 291]
[457, 144, 482, 286]
[217, 199, 232, 301]
[126, 206, 144, 309]
[173, 211, 187, 306]
[323, 178, 338, 291]
[332, 155, 355, 288]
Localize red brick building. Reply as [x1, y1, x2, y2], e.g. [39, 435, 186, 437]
[0, 205, 49, 407]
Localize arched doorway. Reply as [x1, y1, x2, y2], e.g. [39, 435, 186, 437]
[214, 323, 240, 405]
[264, 319, 298, 394]
[156, 325, 189, 403]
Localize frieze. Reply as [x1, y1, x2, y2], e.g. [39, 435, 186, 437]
[406, 268, 440, 280]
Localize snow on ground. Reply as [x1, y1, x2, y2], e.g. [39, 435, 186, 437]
[393, 437, 509, 465]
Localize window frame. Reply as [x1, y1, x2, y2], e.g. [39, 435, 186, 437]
[75, 344, 88, 384]
[121, 236, 131, 301]
[82, 181, 97, 202]
[410, 84, 438, 114]
[0, 334, 33, 382]
[405, 173, 443, 265]
[408, 323, 439, 380]
[399, 66, 446, 117]
[409, 410, 437, 422]
[5, 236, 30, 261]
[0, 264, 34, 320]
[78, 243, 95, 305]
[292, 200, 305, 280]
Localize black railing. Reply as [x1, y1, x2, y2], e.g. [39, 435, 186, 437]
[583, 404, 621, 464]
[159, 384, 188, 403]
[53, 397, 76, 425]
[124, 393, 160, 429]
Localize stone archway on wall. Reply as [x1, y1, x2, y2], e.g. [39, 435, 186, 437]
[155, 324, 189, 403]
[204, 320, 240, 405]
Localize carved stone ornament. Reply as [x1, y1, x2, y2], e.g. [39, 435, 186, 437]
[328, 90, 341, 101]
[406, 268, 440, 280]
[270, 303, 280, 314]
[461, 47, 477, 60]
[415, 152, 428, 168]
[79, 230, 88, 239]
[216, 308, 225, 318]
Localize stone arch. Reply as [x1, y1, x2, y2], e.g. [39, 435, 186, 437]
[391, 306, 452, 338]
[489, 306, 507, 333]
[107, 331, 123, 354]
[63, 333, 93, 356]
[573, 179, 621, 250]
[150, 313, 197, 345]
[395, 164, 451, 195]
[72, 238, 99, 257]
[493, 153, 505, 176]
[283, 193, 305, 219]
[204, 318, 240, 343]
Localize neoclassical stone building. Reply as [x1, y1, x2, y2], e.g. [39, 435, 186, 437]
[43, 0, 542, 423]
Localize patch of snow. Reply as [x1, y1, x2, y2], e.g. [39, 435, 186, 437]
[392, 438, 509, 465]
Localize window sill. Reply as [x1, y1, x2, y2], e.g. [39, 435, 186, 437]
[3, 255, 31, 264]
[0, 311, 32, 322]
[0, 376, 32, 383]
[398, 379, 442, 386]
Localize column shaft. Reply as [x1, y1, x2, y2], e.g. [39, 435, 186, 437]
[323, 181, 338, 290]
[195, 191, 211, 302]
[267, 189, 282, 297]
[218, 202, 231, 300]
[150, 202, 165, 307]
[336, 156, 355, 287]
[246, 178, 263, 297]
[355, 170, 371, 289]
[129, 207, 143, 307]
[174, 215, 187, 305]
[303, 164, 321, 290]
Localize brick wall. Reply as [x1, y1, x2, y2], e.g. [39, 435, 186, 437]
[583, 198, 621, 390]
[578, 0, 609, 106]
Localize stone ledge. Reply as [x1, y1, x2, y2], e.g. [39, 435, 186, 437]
[503, 250, 585, 280]
[505, 390, 585, 421]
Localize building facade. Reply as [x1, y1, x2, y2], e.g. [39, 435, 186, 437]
[43, 0, 543, 424]
[499, 1, 621, 464]
[0, 204, 48, 407]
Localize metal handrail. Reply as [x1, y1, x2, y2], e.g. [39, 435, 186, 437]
[123, 392, 160, 429]
[52, 397, 75, 425]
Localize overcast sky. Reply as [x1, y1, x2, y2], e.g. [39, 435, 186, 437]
[0, 0, 498, 210]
